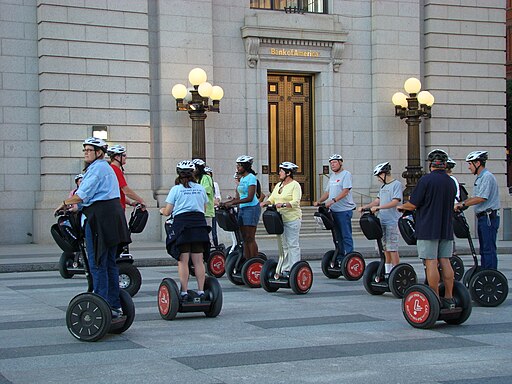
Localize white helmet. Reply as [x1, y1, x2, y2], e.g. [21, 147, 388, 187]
[192, 158, 206, 166]
[279, 162, 299, 172]
[233, 172, 239, 179]
[74, 173, 84, 181]
[465, 150, 488, 162]
[236, 155, 253, 164]
[373, 162, 391, 176]
[204, 166, 213, 173]
[427, 148, 448, 162]
[83, 137, 107, 152]
[176, 160, 195, 173]
[328, 154, 343, 162]
[446, 157, 456, 169]
[107, 144, 126, 156]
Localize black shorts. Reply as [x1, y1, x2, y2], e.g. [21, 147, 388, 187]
[178, 242, 204, 254]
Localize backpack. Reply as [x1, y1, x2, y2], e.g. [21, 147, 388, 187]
[458, 183, 469, 202]
[129, 205, 149, 233]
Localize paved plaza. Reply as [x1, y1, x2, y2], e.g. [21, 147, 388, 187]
[0, 241, 511, 384]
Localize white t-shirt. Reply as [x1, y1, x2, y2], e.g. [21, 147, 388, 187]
[325, 170, 356, 212]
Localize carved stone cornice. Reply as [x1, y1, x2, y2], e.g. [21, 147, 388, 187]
[241, 13, 348, 71]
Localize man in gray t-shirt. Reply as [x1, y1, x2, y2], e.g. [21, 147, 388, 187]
[314, 154, 356, 261]
[359, 162, 403, 274]
[455, 150, 500, 269]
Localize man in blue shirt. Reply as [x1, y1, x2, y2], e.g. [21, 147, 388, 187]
[455, 151, 500, 269]
[55, 137, 131, 317]
[398, 149, 456, 309]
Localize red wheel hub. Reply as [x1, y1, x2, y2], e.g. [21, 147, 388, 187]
[209, 254, 225, 275]
[404, 291, 430, 324]
[296, 267, 312, 291]
[346, 256, 364, 278]
[158, 285, 170, 315]
[246, 262, 262, 286]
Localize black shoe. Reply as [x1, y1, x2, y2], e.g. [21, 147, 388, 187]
[180, 293, 189, 303]
[441, 297, 456, 310]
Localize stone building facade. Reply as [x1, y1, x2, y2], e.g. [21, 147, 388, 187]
[0, 0, 508, 244]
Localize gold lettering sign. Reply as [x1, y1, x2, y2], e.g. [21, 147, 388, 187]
[270, 48, 320, 57]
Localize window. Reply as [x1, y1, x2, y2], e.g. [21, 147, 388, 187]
[250, 0, 327, 14]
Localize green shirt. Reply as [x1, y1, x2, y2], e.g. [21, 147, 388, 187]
[199, 174, 215, 218]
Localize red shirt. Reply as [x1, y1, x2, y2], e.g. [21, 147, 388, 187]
[110, 164, 127, 210]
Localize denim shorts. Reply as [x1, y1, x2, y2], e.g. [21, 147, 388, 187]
[417, 239, 452, 260]
[238, 204, 261, 227]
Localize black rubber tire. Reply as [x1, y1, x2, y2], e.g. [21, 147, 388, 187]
[261, 259, 279, 293]
[402, 284, 440, 329]
[389, 263, 417, 299]
[469, 269, 509, 307]
[362, 261, 386, 296]
[257, 252, 267, 260]
[59, 252, 75, 279]
[289, 261, 313, 295]
[463, 265, 479, 288]
[207, 250, 226, 278]
[189, 258, 196, 277]
[204, 276, 223, 318]
[241, 257, 265, 288]
[440, 281, 472, 325]
[450, 255, 465, 282]
[66, 293, 111, 342]
[341, 252, 365, 281]
[109, 289, 135, 334]
[225, 251, 244, 285]
[321, 250, 343, 279]
[117, 262, 142, 297]
[158, 278, 180, 320]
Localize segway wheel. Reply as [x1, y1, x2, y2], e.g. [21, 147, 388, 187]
[189, 258, 196, 277]
[290, 261, 313, 294]
[109, 289, 135, 334]
[261, 259, 279, 292]
[204, 277, 223, 318]
[402, 285, 440, 329]
[225, 251, 244, 285]
[362, 261, 386, 296]
[66, 292, 111, 342]
[321, 250, 343, 279]
[241, 257, 264, 288]
[158, 278, 180, 320]
[257, 252, 267, 260]
[450, 255, 464, 282]
[118, 262, 142, 297]
[469, 269, 509, 307]
[389, 263, 417, 299]
[207, 250, 226, 278]
[341, 252, 365, 281]
[59, 252, 75, 279]
[439, 281, 472, 325]
[462, 265, 479, 288]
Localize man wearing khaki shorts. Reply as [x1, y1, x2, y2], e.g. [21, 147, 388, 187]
[398, 149, 457, 309]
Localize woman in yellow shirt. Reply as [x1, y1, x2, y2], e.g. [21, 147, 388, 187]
[261, 162, 302, 278]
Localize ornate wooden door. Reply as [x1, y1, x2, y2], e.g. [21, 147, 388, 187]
[267, 73, 313, 203]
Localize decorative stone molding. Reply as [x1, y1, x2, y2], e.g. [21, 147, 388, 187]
[241, 13, 348, 71]
[245, 36, 260, 68]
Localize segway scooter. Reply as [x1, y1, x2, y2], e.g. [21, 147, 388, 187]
[216, 205, 267, 288]
[157, 276, 222, 320]
[402, 267, 472, 329]
[454, 208, 508, 307]
[360, 209, 417, 298]
[398, 211, 465, 282]
[314, 205, 365, 280]
[56, 205, 144, 297]
[260, 206, 313, 294]
[51, 211, 135, 342]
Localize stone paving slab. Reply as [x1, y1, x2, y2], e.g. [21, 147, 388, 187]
[0, 257, 511, 383]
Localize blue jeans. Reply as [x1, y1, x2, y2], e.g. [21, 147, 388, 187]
[332, 210, 354, 257]
[477, 214, 499, 269]
[85, 222, 121, 308]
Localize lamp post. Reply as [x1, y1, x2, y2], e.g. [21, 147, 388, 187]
[392, 77, 435, 200]
[171, 67, 224, 161]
